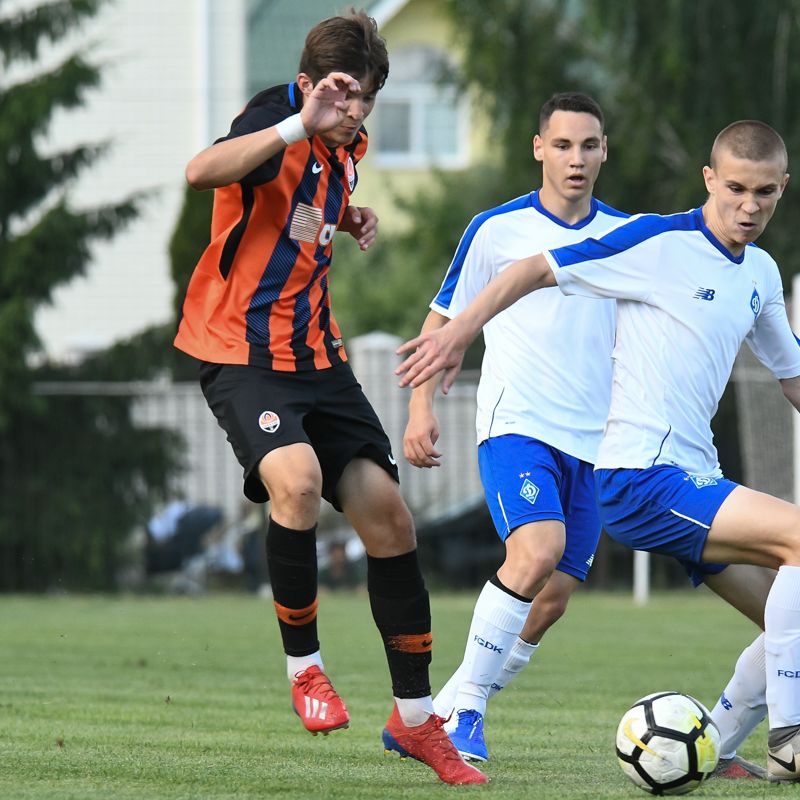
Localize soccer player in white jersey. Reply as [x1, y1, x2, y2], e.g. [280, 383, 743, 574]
[403, 92, 626, 761]
[395, 120, 800, 782]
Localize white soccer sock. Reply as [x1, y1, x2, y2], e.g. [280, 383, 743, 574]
[710, 633, 767, 758]
[287, 651, 324, 682]
[487, 637, 540, 699]
[395, 695, 435, 727]
[765, 566, 800, 728]
[446, 581, 531, 722]
[433, 664, 466, 718]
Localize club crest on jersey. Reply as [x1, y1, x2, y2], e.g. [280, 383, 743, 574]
[520, 478, 539, 505]
[258, 410, 280, 433]
[750, 287, 761, 317]
[345, 156, 355, 191]
[693, 287, 716, 301]
[685, 474, 717, 489]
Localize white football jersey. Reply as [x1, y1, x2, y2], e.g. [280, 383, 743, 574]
[545, 207, 800, 477]
[432, 191, 628, 462]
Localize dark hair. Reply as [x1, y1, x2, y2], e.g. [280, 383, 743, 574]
[299, 9, 389, 92]
[711, 120, 788, 171]
[539, 92, 604, 132]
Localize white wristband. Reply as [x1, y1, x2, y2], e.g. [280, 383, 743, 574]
[275, 113, 308, 145]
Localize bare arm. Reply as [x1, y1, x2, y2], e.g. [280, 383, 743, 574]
[185, 72, 361, 190]
[781, 375, 800, 412]
[395, 253, 555, 391]
[403, 311, 448, 467]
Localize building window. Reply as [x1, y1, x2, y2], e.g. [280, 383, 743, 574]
[371, 46, 468, 169]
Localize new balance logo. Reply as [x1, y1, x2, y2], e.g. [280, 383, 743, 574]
[304, 696, 328, 720]
[693, 287, 716, 301]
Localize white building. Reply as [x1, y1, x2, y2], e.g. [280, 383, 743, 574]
[32, 0, 247, 361]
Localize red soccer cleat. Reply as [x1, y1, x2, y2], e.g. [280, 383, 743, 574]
[291, 665, 350, 735]
[382, 704, 488, 785]
[712, 754, 766, 780]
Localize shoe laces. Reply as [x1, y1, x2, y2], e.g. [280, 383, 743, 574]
[420, 715, 465, 762]
[294, 668, 339, 701]
[456, 709, 482, 731]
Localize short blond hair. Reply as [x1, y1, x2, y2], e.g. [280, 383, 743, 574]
[711, 120, 788, 171]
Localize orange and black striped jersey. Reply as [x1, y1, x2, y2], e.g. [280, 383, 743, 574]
[174, 83, 367, 372]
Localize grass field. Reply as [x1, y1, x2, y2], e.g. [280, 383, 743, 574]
[0, 589, 777, 799]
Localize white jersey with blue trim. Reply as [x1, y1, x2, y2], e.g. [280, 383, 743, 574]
[545, 206, 800, 477]
[431, 191, 628, 462]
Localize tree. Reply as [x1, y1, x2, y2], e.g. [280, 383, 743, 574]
[579, 0, 800, 284]
[0, 0, 179, 590]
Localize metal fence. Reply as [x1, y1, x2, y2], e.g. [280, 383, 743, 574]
[33, 329, 796, 537]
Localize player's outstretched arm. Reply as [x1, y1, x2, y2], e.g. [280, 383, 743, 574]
[339, 206, 378, 251]
[186, 72, 361, 191]
[404, 311, 448, 468]
[396, 253, 554, 391]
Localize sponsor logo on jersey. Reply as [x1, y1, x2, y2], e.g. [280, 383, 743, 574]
[751, 287, 761, 317]
[311, 161, 323, 174]
[473, 635, 503, 654]
[520, 478, 539, 505]
[345, 156, 355, 191]
[685, 474, 717, 488]
[258, 410, 280, 433]
[693, 287, 716, 301]
[777, 669, 800, 678]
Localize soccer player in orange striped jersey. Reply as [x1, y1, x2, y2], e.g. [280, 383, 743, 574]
[175, 10, 485, 786]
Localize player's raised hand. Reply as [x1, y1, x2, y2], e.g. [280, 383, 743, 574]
[403, 407, 442, 468]
[395, 319, 470, 394]
[300, 72, 360, 136]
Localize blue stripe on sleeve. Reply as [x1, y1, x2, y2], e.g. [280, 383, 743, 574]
[433, 193, 535, 310]
[549, 208, 700, 268]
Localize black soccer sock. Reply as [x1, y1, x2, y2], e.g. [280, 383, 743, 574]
[265, 518, 319, 657]
[367, 549, 432, 699]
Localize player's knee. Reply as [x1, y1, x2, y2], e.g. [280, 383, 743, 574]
[265, 474, 322, 516]
[382, 499, 416, 543]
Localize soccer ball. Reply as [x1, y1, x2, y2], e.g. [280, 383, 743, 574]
[615, 691, 720, 795]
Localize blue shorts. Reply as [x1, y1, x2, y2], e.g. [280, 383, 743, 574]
[594, 465, 735, 586]
[477, 434, 600, 581]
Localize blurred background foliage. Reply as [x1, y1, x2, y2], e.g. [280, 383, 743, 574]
[3, 0, 798, 589]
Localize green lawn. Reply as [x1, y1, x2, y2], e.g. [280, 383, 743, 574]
[0, 590, 776, 799]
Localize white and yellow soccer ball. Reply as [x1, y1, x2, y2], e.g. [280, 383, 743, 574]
[615, 691, 720, 795]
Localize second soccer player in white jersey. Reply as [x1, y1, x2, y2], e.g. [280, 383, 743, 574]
[404, 92, 625, 761]
[397, 119, 800, 782]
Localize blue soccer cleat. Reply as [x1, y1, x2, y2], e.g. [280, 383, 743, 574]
[447, 708, 489, 762]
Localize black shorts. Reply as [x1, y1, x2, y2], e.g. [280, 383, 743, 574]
[199, 361, 399, 510]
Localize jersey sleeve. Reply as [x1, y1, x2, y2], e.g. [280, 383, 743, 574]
[545, 214, 665, 302]
[745, 263, 800, 379]
[218, 103, 289, 186]
[430, 218, 497, 318]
